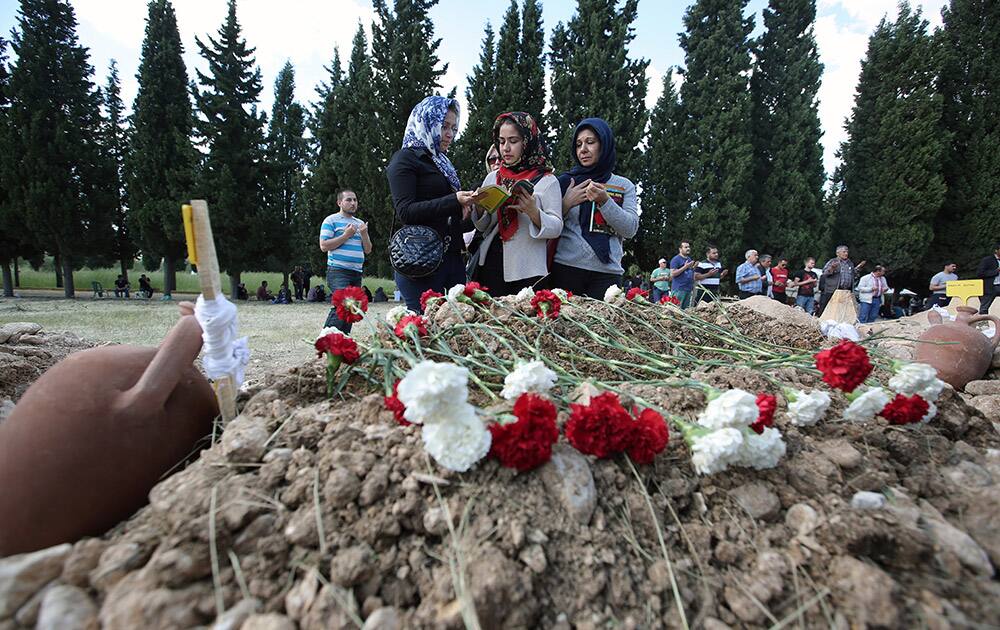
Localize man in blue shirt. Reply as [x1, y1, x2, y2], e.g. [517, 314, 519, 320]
[669, 241, 697, 309]
[736, 249, 763, 299]
[319, 189, 373, 332]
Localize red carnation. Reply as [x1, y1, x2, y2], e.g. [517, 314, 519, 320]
[659, 295, 680, 306]
[626, 288, 650, 302]
[625, 408, 669, 465]
[420, 289, 443, 312]
[463, 281, 491, 304]
[315, 332, 360, 364]
[880, 394, 930, 425]
[331, 286, 369, 323]
[384, 380, 410, 426]
[530, 289, 562, 319]
[751, 393, 777, 434]
[394, 314, 428, 339]
[814, 340, 873, 393]
[565, 392, 634, 458]
[489, 393, 560, 471]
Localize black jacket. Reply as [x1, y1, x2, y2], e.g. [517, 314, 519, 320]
[386, 147, 465, 256]
[977, 255, 1000, 283]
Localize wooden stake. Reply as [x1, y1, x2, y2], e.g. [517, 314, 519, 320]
[188, 199, 238, 422]
[819, 289, 858, 324]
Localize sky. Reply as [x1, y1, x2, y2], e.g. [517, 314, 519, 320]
[0, 0, 948, 173]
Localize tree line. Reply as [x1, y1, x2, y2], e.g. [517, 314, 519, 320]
[0, 0, 996, 299]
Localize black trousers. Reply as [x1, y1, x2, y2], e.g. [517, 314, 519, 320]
[548, 262, 622, 300]
[979, 284, 1000, 314]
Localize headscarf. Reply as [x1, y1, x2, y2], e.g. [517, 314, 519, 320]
[492, 112, 553, 241]
[556, 118, 617, 263]
[401, 95, 461, 191]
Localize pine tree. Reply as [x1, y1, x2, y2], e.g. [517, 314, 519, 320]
[548, 0, 648, 175]
[451, 24, 497, 188]
[101, 60, 136, 278]
[7, 0, 113, 297]
[677, 0, 755, 261]
[194, 0, 266, 297]
[262, 61, 307, 285]
[635, 70, 688, 269]
[931, 0, 1000, 272]
[834, 4, 944, 275]
[128, 0, 196, 296]
[748, 0, 825, 266]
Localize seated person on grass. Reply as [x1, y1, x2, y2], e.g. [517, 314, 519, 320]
[256, 281, 274, 302]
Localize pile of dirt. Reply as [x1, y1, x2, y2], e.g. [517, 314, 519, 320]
[0, 322, 94, 405]
[2, 303, 999, 629]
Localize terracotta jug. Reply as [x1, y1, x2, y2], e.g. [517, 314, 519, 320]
[0, 306, 218, 556]
[915, 306, 1000, 391]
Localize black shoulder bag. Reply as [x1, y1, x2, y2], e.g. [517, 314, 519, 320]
[389, 215, 452, 279]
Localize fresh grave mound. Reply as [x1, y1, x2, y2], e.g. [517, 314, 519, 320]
[4, 355, 999, 629]
[0, 321, 93, 404]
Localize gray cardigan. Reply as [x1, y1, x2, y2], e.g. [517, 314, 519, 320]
[553, 173, 639, 275]
[471, 172, 563, 282]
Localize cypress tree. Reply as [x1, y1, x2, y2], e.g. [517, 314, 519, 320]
[128, 0, 196, 296]
[7, 0, 112, 297]
[748, 0, 825, 266]
[101, 60, 136, 278]
[193, 0, 267, 297]
[548, 0, 648, 175]
[518, 0, 546, 130]
[931, 0, 1000, 272]
[834, 4, 944, 275]
[636, 69, 688, 269]
[677, 0, 755, 261]
[451, 23, 497, 188]
[494, 1, 521, 109]
[262, 61, 307, 285]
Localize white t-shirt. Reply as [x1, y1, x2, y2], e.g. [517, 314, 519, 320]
[695, 260, 722, 286]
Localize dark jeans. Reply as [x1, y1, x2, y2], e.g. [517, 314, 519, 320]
[547, 262, 622, 300]
[325, 267, 364, 332]
[772, 292, 787, 304]
[396, 253, 466, 313]
[979, 284, 999, 315]
[293, 282, 304, 301]
[473, 237, 542, 297]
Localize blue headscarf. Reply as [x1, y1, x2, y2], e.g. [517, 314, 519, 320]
[556, 118, 617, 264]
[401, 96, 461, 191]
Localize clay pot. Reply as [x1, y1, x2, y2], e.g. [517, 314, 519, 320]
[0, 314, 218, 556]
[915, 306, 1000, 391]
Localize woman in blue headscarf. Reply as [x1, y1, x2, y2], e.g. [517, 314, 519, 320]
[549, 118, 639, 299]
[386, 96, 479, 312]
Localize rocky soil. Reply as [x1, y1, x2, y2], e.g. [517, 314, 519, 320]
[1, 304, 999, 629]
[0, 322, 93, 419]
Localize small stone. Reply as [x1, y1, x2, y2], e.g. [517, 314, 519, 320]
[13, 582, 56, 627]
[831, 556, 900, 627]
[817, 439, 862, 469]
[362, 607, 401, 630]
[724, 585, 764, 624]
[965, 380, 1000, 396]
[0, 321, 42, 343]
[263, 448, 294, 462]
[785, 503, 819, 535]
[968, 394, 1000, 419]
[359, 465, 390, 506]
[730, 482, 781, 521]
[851, 491, 886, 510]
[539, 444, 597, 526]
[509, 520, 525, 549]
[61, 539, 108, 588]
[283, 506, 319, 548]
[0, 543, 71, 619]
[942, 461, 992, 488]
[921, 512, 995, 577]
[211, 598, 260, 630]
[241, 613, 297, 630]
[36, 585, 98, 630]
[324, 468, 362, 507]
[221, 415, 270, 463]
[422, 507, 450, 536]
[329, 545, 375, 587]
[518, 544, 547, 574]
[89, 541, 151, 592]
[284, 569, 320, 622]
[646, 560, 670, 592]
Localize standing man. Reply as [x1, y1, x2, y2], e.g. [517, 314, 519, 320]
[694, 245, 728, 303]
[650, 258, 671, 303]
[770, 257, 790, 304]
[291, 266, 305, 301]
[736, 250, 762, 299]
[857, 265, 889, 324]
[928, 262, 958, 308]
[758, 254, 774, 298]
[319, 189, 373, 332]
[818, 245, 866, 315]
[977, 243, 1000, 315]
[669, 241, 698, 308]
[790, 258, 819, 315]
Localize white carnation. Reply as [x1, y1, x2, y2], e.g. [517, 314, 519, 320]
[317, 326, 341, 340]
[515, 286, 534, 302]
[604, 285, 624, 303]
[690, 428, 744, 475]
[889, 362, 941, 400]
[421, 405, 492, 472]
[697, 389, 759, 430]
[843, 387, 891, 422]
[787, 390, 832, 426]
[385, 305, 413, 325]
[552, 288, 570, 302]
[921, 401, 937, 424]
[734, 427, 787, 470]
[447, 284, 466, 301]
[501, 360, 558, 400]
[397, 360, 469, 424]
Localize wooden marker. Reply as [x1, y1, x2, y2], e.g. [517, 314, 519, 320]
[945, 279, 983, 307]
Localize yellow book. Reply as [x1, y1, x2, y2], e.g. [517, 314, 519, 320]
[473, 185, 512, 213]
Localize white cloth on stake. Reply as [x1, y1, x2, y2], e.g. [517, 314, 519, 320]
[194, 294, 250, 387]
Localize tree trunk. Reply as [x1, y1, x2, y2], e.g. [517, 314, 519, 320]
[54, 254, 63, 288]
[13, 257, 20, 288]
[62, 254, 75, 298]
[229, 271, 241, 301]
[163, 252, 177, 297]
[1, 259, 13, 297]
[120, 256, 129, 281]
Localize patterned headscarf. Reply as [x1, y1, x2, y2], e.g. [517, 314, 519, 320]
[401, 96, 461, 191]
[492, 112, 553, 242]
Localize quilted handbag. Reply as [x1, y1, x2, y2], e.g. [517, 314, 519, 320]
[389, 224, 450, 279]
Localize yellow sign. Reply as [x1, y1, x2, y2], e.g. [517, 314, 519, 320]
[181, 204, 198, 265]
[945, 279, 983, 305]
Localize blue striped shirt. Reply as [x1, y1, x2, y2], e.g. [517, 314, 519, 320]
[320, 212, 365, 272]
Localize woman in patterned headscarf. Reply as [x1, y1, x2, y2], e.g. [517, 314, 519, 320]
[469, 112, 563, 296]
[386, 96, 479, 313]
